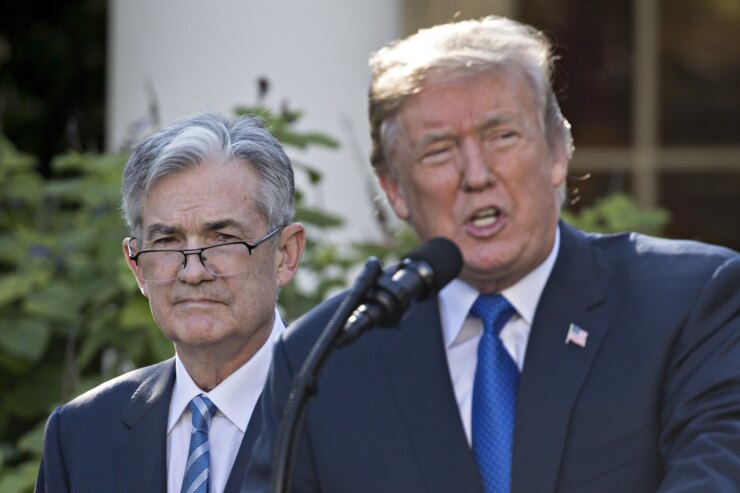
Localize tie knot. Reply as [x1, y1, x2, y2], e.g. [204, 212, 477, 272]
[189, 394, 217, 432]
[471, 294, 516, 336]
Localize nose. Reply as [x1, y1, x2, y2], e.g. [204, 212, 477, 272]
[178, 251, 216, 284]
[461, 140, 494, 192]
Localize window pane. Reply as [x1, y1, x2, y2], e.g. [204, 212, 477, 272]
[518, 0, 633, 146]
[660, 0, 740, 145]
[661, 171, 740, 250]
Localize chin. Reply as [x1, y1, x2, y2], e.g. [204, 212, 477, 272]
[462, 244, 512, 268]
[171, 320, 220, 340]
[462, 250, 519, 282]
[178, 331, 227, 348]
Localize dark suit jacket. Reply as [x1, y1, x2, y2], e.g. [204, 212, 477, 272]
[35, 358, 263, 493]
[243, 223, 740, 492]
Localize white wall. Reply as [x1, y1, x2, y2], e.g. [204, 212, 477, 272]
[108, 0, 402, 241]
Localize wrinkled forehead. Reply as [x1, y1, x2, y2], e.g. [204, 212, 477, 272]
[139, 162, 264, 232]
[381, 67, 543, 152]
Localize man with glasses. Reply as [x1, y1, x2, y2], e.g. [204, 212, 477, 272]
[36, 112, 305, 493]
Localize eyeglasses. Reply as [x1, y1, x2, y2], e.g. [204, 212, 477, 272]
[127, 228, 282, 282]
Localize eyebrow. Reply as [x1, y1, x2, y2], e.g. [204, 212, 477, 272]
[203, 219, 246, 232]
[144, 218, 248, 238]
[477, 114, 517, 133]
[145, 224, 179, 237]
[415, 114, 518, 150]
[416, 130, 457, 152]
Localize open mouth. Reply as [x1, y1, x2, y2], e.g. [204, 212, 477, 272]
[471, 207, 500, 228]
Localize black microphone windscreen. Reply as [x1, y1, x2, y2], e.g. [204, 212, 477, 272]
[403, 237, 463, 292]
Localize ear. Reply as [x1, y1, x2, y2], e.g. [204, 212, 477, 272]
[122, 238, 149, 298]
[549, 142, 569, 189]
[376, 170, 410, 220]
[274, 223, 306, 288]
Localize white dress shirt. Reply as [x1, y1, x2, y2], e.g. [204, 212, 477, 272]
[166, 309, 284, 493]
[440, 229, 560, 445]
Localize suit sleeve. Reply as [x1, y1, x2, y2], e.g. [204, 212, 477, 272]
[659, 255, 740, 491]
[242, 337, 321, 493]
[35, 407, 70, 493]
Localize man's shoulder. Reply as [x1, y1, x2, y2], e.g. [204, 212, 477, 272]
[56, 359, 174, 419]
[559, 224, 738, 309]
[567, 223, 737, 274]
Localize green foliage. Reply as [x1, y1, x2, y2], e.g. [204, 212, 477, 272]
[562, 192, 671, 235]
[0, 137, 165, 492]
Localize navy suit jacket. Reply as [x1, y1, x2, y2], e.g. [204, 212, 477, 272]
[244, 223, 740, 492]
[35, 358, 263, 493]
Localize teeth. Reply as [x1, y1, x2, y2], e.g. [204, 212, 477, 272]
[473, 216, 496, 227]
[472, 207, 499, 227]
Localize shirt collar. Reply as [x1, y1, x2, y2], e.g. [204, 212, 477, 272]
[439, 227, 561, 348]
[167, 308, 284, 433]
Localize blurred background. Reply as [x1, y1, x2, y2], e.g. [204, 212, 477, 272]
[1, 0, 738, 490]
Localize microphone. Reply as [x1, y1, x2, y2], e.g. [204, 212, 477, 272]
[340, 237, 463, 343]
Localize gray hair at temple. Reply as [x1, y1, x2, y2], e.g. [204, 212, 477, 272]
[368, 16, 574, 177]
[121, 112, 295, 238]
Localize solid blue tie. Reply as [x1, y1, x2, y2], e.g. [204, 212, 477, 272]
[181, 395, 218, 493]
[471, 294, 518, 493]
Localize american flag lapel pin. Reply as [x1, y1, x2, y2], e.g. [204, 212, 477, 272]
[565, 323, 588, 348]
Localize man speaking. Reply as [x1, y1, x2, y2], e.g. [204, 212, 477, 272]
[244, 16, 740, 493]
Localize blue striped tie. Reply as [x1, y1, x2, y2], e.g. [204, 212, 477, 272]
[181, 395, 217, 493]
[471, 294, 518, 493]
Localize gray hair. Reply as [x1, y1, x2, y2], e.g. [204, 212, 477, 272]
[368, 16, 574, 177]
[121, 112, 295, 238]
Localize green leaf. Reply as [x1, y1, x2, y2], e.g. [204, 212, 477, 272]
[43, 177, 88, 201]
[0, 318, 51, 362]
[561, 193, 671, 235]
[5, 174, 44, 205]
[0, 135, 38, 171]
[278, 132, 340, 149]
[295, 206, 344, 228]
[0, 351, 31, 374]
[119, 297, 154, 330]
[50, 152, 88, 174]
[22, 284, 83, 324]
[0, 275, 38, 308]
[0, 441, 17, 467]
[0, 459, 40, 493]
[292, 160, 324, 184]
[6, 365, 62, 419]
[17, 421, 46, 455]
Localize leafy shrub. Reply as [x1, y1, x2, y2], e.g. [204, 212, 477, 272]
[562, 192, 670, 235]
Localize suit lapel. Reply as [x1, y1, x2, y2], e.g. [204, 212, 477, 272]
[380, 298, 485, 493]
[114, 359, 175, 493]
[511, 223, 613, 492]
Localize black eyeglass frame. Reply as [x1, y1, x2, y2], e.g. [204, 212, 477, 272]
[126, 227, 283, 274]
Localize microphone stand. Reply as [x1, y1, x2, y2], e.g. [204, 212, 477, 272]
[271, 257, 385, 493]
